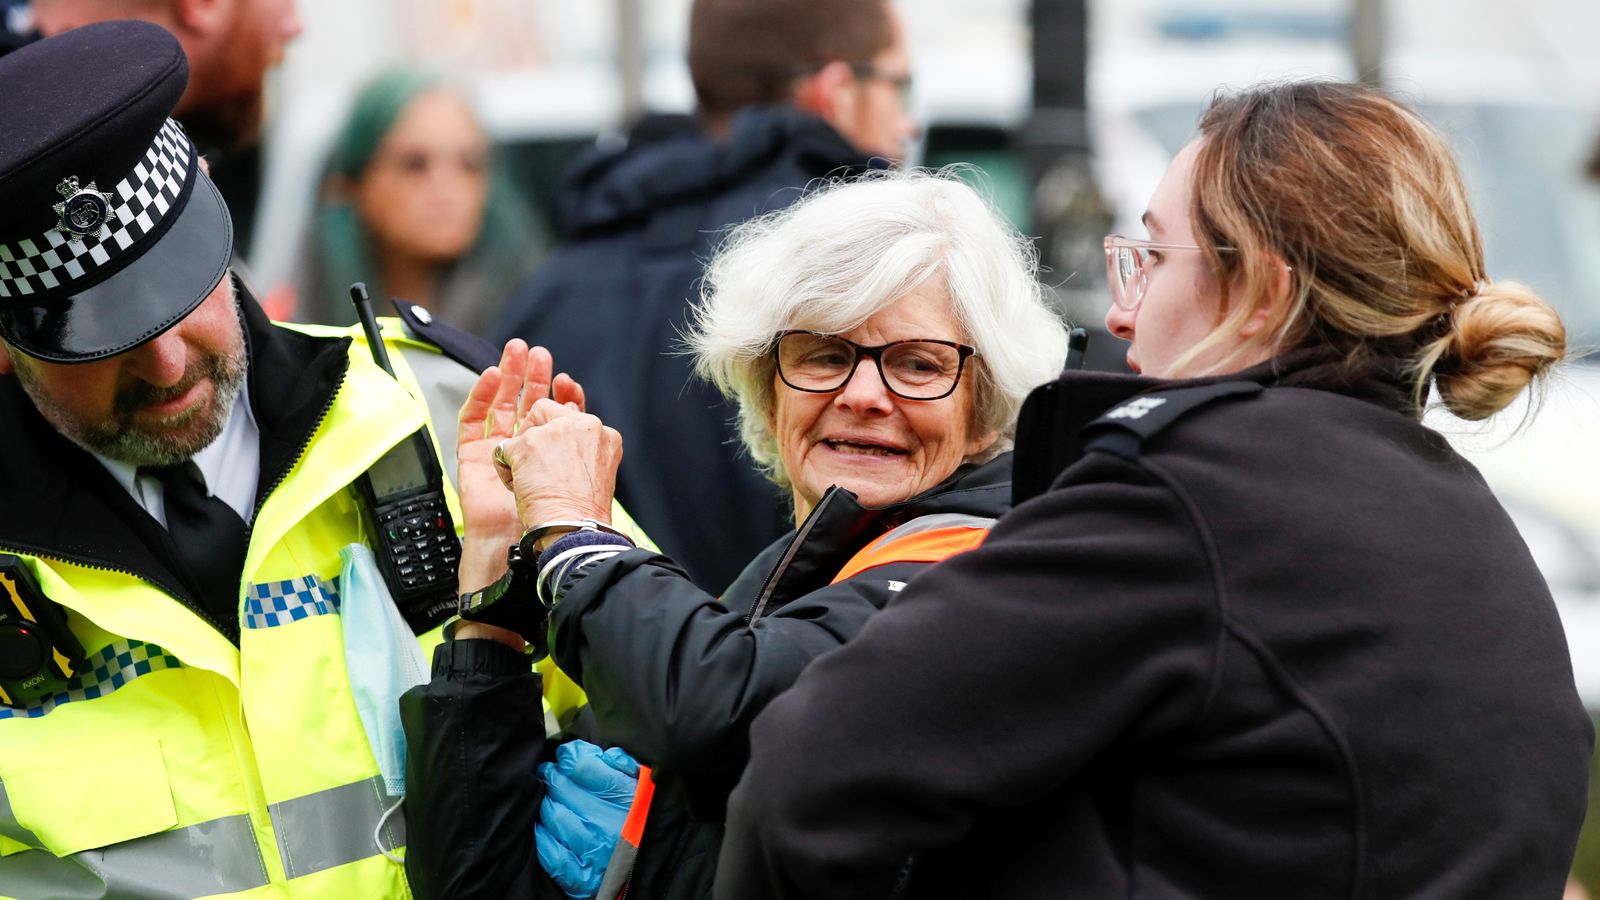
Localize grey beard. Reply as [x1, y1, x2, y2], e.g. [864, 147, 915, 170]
[14, 348, 247, 467]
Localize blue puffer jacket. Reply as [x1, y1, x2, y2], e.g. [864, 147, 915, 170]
[490, 107, 879, 593]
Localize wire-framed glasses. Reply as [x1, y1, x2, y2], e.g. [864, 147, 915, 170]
[1104, 234, 1235, 311]
[774, 331, 976, 401]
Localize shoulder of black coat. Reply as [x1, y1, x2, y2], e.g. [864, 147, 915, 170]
[1082, 381, 1264, 462]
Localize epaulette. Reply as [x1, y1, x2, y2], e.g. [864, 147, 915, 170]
[391, 297, 501, 373]
[1081, 381, 1263, 462]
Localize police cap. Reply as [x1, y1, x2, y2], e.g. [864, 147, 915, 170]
[0, 20, 233, 363]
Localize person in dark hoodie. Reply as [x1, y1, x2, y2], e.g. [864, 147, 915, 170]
[716, 80, 1594, 899]
[402, 170, 1069, 900]
[488, 0, 918, 593]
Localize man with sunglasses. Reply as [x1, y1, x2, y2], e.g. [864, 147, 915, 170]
[490, 0, 919, 595]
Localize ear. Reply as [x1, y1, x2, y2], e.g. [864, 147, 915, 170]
[171, 0, 232, 36]
[0, 340, 15, 376]
[965, 429, 1000, 458]
[793, 61, 859, 127]
[1237, 254, 1294, 340]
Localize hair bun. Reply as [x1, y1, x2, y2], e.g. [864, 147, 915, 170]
[1431, 279, 1566, 420]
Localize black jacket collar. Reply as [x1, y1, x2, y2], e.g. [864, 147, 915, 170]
[556, 106, 876, 238]
[1011, 343, 1419, 505]
[727, 452, 1014, 615]
[0, 293, 350, 638]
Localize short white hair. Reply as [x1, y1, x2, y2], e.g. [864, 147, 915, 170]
[688, 168, 1069, 488]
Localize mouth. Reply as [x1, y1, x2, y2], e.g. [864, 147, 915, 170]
[821, 438, 909, 458]
[129, 379, 209, 421]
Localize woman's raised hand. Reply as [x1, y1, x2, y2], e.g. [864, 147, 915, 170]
[495, 394, 623, 531]
[455, 340, 551, 592]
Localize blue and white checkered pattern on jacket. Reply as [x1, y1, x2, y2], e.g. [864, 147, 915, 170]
[0, 639, 182, 720]
[0, 574, 345, 719]
[243, 575, 342, 630]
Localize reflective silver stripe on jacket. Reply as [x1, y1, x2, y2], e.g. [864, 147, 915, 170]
[860, 513, 997, 558]
[0, 812, 269, 899]
[0, 774, 401, 897]
[270, 775, 406, 879]
[0, 776, 43, 846]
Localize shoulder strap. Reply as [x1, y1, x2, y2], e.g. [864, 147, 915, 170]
[390, 298, 501, 373]
[1082, 381, 1263, 461]
[830, 513, 996, 585]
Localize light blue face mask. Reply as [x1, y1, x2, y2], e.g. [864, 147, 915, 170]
[340, 543, 430, 799]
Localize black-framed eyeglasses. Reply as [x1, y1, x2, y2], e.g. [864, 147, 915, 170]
[774, 331, 976, 401]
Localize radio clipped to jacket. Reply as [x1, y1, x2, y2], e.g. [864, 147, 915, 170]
[350, 283, 461, 634]
[0, 554, 86, 708]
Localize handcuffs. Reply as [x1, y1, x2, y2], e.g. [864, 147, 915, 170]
[450, 519, 631, 651]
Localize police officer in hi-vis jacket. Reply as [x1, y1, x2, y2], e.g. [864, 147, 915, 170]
[0, 21, 581, 898]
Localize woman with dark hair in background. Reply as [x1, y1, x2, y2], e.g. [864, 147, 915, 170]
[716, 80, 1595, 899]
[296, 69, 543, 332]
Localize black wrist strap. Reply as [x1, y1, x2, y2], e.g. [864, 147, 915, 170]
[454, 542, 547, 654]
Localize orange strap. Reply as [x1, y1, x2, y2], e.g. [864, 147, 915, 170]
[831, 526, 988, 584]
[620, 765, 656, 847]
[598, 765, 656, 900]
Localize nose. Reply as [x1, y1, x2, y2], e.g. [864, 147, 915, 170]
[281, 0, 305, 41]
[1105, 300, 1136, 342]
[833, 356, 895, 416]
[126, 329, 189, 388]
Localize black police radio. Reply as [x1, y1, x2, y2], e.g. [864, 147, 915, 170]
[349, 283, 461, 634]
[0, 555, 86, 708]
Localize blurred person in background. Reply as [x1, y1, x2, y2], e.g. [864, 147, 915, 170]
[401, 170, 1068, 900]
[31, 0, 303, 257]
[489, 0, 918, 594]
[294, 70, 544, 333]
[716, 80, 1594, 899]
[0, 0, 32, 55]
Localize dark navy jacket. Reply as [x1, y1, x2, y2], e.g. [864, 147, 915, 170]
[490, 107, 877, 592]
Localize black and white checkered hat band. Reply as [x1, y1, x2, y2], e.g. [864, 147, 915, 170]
[0, 118, 191, 301]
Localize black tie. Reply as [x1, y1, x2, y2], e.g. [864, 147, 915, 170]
[148, 461, 249, 629]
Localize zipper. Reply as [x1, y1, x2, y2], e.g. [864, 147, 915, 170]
[0, 542, 221, 634]
[743, 488, 837, 623]
[246, 367, 347, 530]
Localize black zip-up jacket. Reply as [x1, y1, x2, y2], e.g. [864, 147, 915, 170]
[489, 107, 879, 593]
[716, 348, 1595, 899]
[401, 454, 1013, 900]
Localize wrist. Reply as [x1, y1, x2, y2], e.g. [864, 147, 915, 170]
[532, 526, 635, 609]
[517, 519, 627, 557]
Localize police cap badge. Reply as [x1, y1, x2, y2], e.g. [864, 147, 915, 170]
[0, 21, 233, 363]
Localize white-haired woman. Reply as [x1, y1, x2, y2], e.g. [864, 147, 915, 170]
[401, 169, 1069, 900]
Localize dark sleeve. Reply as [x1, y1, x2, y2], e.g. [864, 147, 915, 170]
[549, 548, 918, 819]
[714, 453, 1223, 899]
[401, 638, 546, 900]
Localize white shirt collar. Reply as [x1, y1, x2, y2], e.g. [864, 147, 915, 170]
[91, 378, 261, 525]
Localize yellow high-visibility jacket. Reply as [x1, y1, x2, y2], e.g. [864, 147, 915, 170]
[0, 310, 584, 899]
